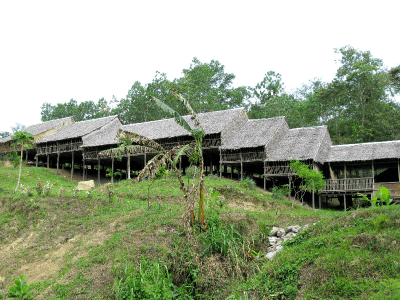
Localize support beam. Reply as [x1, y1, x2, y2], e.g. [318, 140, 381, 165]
[71, 151, 74, 180]
[289, 176, 291, 202]
[219, 151, 222, 179]
[83, 159, 86, 181]
[210, 157, 213, 175]
[56, 152, 60, 175]
[312, 185, 315, 209]
[263, 162, 266, 191]
[36, 155, 38, 168]
[344, 193, 347, 212]
[111, 157, 114, 184]
[230, 165, 233, 179]
[98, 157, 101, 185]
[344, 163, 347, 191]
[25, 150, 28, 164]
[144, 153, 146, 169]
[240, 151, 243, 181]
[127, 154, 131, 180]
[47, 155, 49, 168]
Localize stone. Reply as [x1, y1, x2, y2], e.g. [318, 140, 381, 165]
[268, 236, 280, 245]
[77, 180, 95, 190]
[276, 245, 283, 252]
[266, 251, 277, 261]
[270, 227, 280, 236]
[276, 228, 286, 237]
[287, 225, 301, 233]
[97, 183, 113, 192]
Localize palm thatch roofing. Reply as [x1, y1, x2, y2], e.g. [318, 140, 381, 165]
[0, 117, 75, 144]
[327, 140, 400, 162]
[81, 117, 123, 147]
[265, 125, 332, 163]
[121, 108, 246, 140]
[37, 115, 122, 144]
[220, 117, 288, 150]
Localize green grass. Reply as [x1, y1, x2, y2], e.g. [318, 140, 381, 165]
[0, 165, 399, 299]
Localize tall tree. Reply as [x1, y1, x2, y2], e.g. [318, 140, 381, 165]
[11, 123, 26, 133]
[314, 45, 398, 144]
[0, 131, 11, 138]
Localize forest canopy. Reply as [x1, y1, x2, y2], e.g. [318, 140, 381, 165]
[40, 46, 400, 145]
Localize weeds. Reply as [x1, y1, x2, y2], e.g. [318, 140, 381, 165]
[241, 177, 255, 190]
[7, 275, 33, 300]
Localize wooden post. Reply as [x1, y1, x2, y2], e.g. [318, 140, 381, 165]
[344, 163, 347, 191]
[179, 156, 182, 172]
[263, 162, 266, 191]
[35, 155, 38, 167]
[288, 176, 291, 201]
[312, 185, 315, 209]
[210, 157, 213, 175]
[230, 165, 233, 179]
[56, 152, 60, 175]
[47, 155, 49, 168]
[83, 156, 86, 181]
[71, 151, 74, 180]
[319, 194, 321, 209]
[98, 157, 101, 185]
[240, 151, 243, 181]
[344, 194, 347, 211]
[144, 153, 146, 168]
[25, 150, 28, 163]
[219, 150, 222, 179]
[127, 154, 131, 180]
[111, 157, 114, 184]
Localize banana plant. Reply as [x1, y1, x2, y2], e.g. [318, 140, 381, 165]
[358, 186, 393, 207]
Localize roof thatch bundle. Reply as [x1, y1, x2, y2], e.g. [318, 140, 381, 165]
[121, 108, 246, 140]
[0, 116, 75, 144]
[327, 140, 400, 162]
[220, 117, 288, 150]
[37, 115, 121, 144]
[265, 125, 332, 163]
[81, 117, 123, 148]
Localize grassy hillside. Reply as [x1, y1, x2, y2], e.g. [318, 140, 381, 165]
[0, 165, 399, 299]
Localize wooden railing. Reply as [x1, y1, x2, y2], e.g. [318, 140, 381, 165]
[322, 177, 374, 192]
[265, 165, 296, 176]
[36, 142, 83, 155]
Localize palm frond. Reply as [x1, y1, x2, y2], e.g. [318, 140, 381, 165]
[117, 129, 164, 152]
[171, 91, 202, 129]
[152, 96, 193, 133]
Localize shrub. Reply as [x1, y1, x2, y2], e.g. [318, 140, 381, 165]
[7, 275, 33, 300]
[185, 165, 199, 178]
[272, 185, 289, 200]
[19, 185, 33, 197]
[43, 181, 53, 196]
[241, 177, 256, 190]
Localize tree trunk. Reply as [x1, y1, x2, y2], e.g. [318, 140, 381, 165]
[15, 145, 23, 192]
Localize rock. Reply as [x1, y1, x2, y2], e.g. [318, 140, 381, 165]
[276, 245, 283, 252]
[268, 236, 280, 245]
[77, 180, 95, 190]
[287, 225, 301, 233]
[97, 183, 113, 192]
[276, 228, 286, 237]
[301, 224, 310, 231]
[270, 227, 285, 237]
[266, 251, 277, 261]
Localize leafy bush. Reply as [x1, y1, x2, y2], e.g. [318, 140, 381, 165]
[19, 185, 33, 197]
[241, 177, 256, 190]
[112, 258, 186, 300]
[43, 181, 53, 196]
[185, 165, 199, 178]
[35, 178, 43, 196]
[272, 186, 289, 200]
[7, 275, 33, 300]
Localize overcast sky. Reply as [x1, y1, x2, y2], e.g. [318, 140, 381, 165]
[0, 0, 398, 132]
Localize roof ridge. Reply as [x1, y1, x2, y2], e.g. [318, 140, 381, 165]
[74, 115, 118, 124]
[332, 140, 400, 148]
[83, 117, 121, 140]
[314, 127, 329, 162]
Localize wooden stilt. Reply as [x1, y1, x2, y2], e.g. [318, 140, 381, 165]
[230, 165, 233, 179]
[36, 155, 38, 167]
[47, 155, 49, 168]
[71, 151, 74, 180]
[312, 185, 315, 209]
[289, 176, 291, 202]
[344, 194, 347, 211]
[111, 157, 114, 184]
[83, 159, 86, 181]
[98, 157, 101, 185]
[219, 150, 222, 179]
[319, 195, 321, 209]
[263, 162, 266, 191]
[56, 152, 60, 175]
[127, 154, 131, 180]
[25, 150, 28, 163]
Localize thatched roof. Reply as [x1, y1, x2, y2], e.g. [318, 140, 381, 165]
[220, 117, 288, 150]
[327, 140, 400, 162]
[37, 115, 121, 143]
[0, 117, 75, 144]
[121, 108, 246, 140]
[265, 125, 331, 163]
[81, 117, 123, 148]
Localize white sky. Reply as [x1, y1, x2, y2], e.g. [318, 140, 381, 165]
[0, 0, 398, 132]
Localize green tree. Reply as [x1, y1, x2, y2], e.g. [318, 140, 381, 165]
[12, 131, 34, 192]
[11, 123, 26, 133]
[0, 131, 11, 138]
[314, 45, 398, 144]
